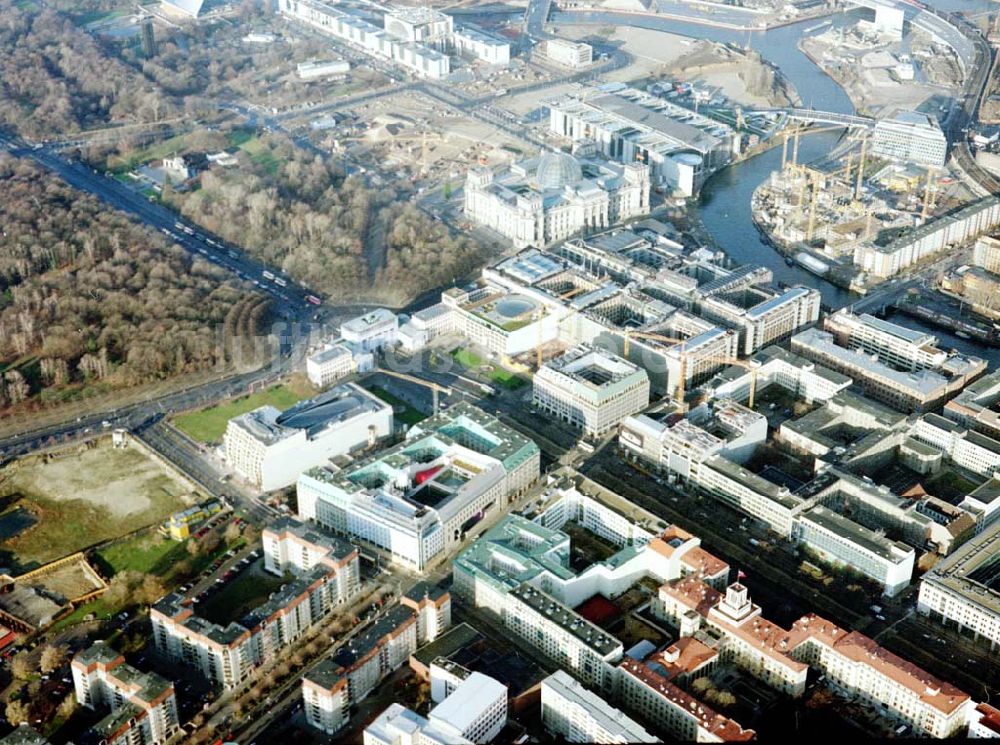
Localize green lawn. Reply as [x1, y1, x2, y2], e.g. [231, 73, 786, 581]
[368, 386, 426, 426]
[451, 348, 484, 369]
[96, 532, 185, 576]
[239, 136, 281, 175]
[110, 132, 192, 173]
[172, 383, 312, 443]
[487, 367, 527, 390]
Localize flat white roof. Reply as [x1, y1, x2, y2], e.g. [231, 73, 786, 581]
[430, 672, 506, 732]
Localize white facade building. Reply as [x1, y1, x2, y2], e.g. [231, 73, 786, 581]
[872, 110, 947, 168]
[547, 85, 737, 196]
[223, 383, 392, 491]
[533, 345, 649, 436]
[542, 38, 592, 67]
[541, 670, 660, 744]
[453, 25, 510, 65]
[341, 308, 399, 353]
[793, 506, 915, 596]
[297, 402, 540, 570]
[305, 343, 355, 387]
[464, 151, 650, 249]
[918, 521, 1000, 650]
[297, 59, 350, 79]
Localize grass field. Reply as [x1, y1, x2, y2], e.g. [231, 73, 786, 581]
[0, 445, 194, 571]
[486, 367, 527, 390]
[368, 386, 426, 426]
[172, 381, 314, 443]
[239, 136, 281, 175]
[96, 532, 186, 576]
[451, 348, 485, 369]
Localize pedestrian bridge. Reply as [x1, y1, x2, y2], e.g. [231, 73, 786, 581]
[756, 108, 876, 130]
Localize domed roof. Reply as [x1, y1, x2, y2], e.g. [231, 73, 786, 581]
[536, 150, 582, 190]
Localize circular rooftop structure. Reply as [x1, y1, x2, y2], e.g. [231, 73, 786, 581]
[536, 151, 582, 191]
[495, 295, 539, 319]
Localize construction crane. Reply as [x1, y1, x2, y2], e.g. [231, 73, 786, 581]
[332, 130, 445, 173]
[855, 135, 868, 201]
[921, 167, 938, 220]
[703, 357, 762, 408]
[375, 369, 450, 415]
[622, 330, 684, 358]
[806, 170, 822, 243]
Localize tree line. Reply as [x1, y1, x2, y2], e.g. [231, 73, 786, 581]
[0, 155, 268, 412]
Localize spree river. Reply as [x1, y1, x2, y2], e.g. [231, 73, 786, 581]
[557, 1, 1000, 360]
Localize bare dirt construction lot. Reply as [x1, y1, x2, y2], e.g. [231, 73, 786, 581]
[0, 442, 195, 570]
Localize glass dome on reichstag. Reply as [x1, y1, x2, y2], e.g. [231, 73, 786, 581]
[536, 150, 582, 190]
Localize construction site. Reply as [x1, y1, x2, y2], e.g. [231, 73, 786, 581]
[751, 122, 978, 283]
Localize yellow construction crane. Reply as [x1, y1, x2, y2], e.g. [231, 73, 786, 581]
[622, 330, 684, 358]
[376, 369, 450, 415]
[704, 357, 761, 408]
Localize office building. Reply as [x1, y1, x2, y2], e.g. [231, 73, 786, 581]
[698, 285, 821, 355]
[533, 345, 649, 436]
[464, 150, 650, 249]
[617, 655, 754, 742]
[824, 310, 948, 372]
[945, 367, 1000, 441]
[453, 25, 510, 65]
[383, 6, 452, 49]
[547, 84, 737, 196]
[341, 308, 399, 352]
[223, 383, 392, 491]
[151, 522, 359, 689]
[911, 413, 1000, 479]
[72, 642, 179, 745]
[793, 506, 914, 596]
[305, 343, 357, 388]
[791, 326, 985, 413]
[455, 497, 728, 615]
[278, 0, 450, 78]
[542, 38, 592, 67]
[707, 345, 851, 405]
[658, 580, 972, 736]
[505, 582, 623, 692]
[541, 669, 660, 744]
[424, 670, 507, 743]
[872, 110, 947, 168]
[298, 402, 540, 570]
[918, 521, 1000, 650]
[160, 0, 203, 18]
[297, 59, 350, 79]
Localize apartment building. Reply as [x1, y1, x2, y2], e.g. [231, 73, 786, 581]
[151, 522, 359, 689]
[72, 642, 179, 745]
[297, 402, 539, 570]
[657, 580, 972, 737]
[223, 383, 392, 491]
[918, 522, 1000, 650]
[541, 669, 660, 744]
[304, 588, 452, 735]
[533, 345, 650, 436]
[825, 311, 946, 371]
